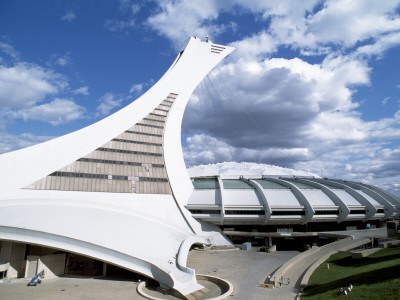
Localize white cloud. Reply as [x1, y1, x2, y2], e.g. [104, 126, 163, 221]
[61, 10, 76, 22]
[55, 53, 71, 66]
[8, 98, 85, 125]
[184, 134, 234, 166]
[188, 161, 319, 177]
[118, 0, 140, 14]
[143, 0, 400, 196]
[130, 3, 141, 15]
[183, 54, 369, 148]
[146, 0, 400, 55]
[0, 132, 54, 154]
[96, 93, 123, 116]
[182, 50, 400, 182]
[306, 0, 400, 47]
[231, 31, 278, 58]
[0, 63, 66, 108]
[0, 41, 19, 59]
[147, 0, 228, 48]
[356, 32, 400, 58]
[105, 0, 141, 33]
[104, 19, 135, 32]
[382, 97, 390, 105]
[73, 86, 89, 95]
[129, 83, 143, 94]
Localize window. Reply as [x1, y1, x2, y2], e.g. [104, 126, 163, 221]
[349, 210, 366, 214]
[189, 209, 221, 214]
[112, 138, 162, 147]
[137, 123, 164, 129]
[314, 210, 339, 215]
[143, 118, 165, 123]
[125, 130, 162, 137]
[97, 147, 162, 157]
[139, 177, 168, 182]
[271, 211, 305, 216]
[225, 210, 265, 215]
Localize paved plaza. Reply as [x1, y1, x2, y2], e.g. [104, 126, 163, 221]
[0, 276, 143, 300]
[0, 247, 298, 300]
[187, 248, 298, 299]
[0, 228, 388, 300]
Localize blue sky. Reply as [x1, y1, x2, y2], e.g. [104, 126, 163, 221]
[1, 0, 400, 196]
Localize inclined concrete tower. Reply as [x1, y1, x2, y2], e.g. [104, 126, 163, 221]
[0, 37, 234, 295]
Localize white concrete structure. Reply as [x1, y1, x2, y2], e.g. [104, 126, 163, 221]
[187, 176, 400, 227]
[1, 35, 399, 293]
[0, 37, 234, 295]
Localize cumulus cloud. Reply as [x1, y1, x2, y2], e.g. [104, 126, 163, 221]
[55, 53, 71, 66]
[73, 86, 89, 95]
[182, 43, 399, 197]
[183, 53, 370, 152]
[61, 10, 76, 22]
[96, 93, 123, 116]
[118, 0, 141, 15]
[147, 0, 228, 48]
[0, 41, 19, 59]
[129, 83, 143, 94]
[104, 19, 135, 32]
[7, 98, 86, 125]
[141, 0, 400, 196]
[306, 0, 400, 48]
[146, 0, 400, 54]
[0, 63, 66, 108]
[105, 0, 141, 33]
[0, 132, 54, 154]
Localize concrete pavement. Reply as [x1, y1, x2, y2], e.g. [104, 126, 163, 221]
[0, 228, 388, 300]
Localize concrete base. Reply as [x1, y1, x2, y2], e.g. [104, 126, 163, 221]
[350, 248, 381, 259]
[378, 239, 400, 248]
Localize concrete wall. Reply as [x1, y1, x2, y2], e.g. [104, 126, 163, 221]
[38, 253, 66, 279]
[0, 242, 26, 279]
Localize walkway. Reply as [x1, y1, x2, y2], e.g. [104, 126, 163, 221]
[265, 228, 388, 300]
[0, 228, 388, 300]
[187, 248, 299, 300]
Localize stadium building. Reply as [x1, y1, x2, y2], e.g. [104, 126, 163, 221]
[188, 175, 399, 232]
[0, 37, 399, 295]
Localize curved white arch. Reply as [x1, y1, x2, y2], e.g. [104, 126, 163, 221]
[0, 37, 234, 295]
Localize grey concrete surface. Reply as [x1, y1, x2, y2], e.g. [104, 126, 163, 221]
[0, 228, 388, 300]
[264, 228, 389, 300]
[0, 276, 145, 300]
[187, 248, 299, 300]
[0, 248, 299, 300]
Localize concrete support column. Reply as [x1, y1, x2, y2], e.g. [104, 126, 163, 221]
[217, 176, 225, 226]
[321, 180, 377, 221]
[265, 177, 314, 223]
[299, 178, 350, 222]
[355, 184, 395, 218]
[243, 178, 272, 225]
[0, 242, 26, 279]
[103, 262, 107, 277]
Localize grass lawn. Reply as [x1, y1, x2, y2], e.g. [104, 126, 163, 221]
[301, 244, 400, 299]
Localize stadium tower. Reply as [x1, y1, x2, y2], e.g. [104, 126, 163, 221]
[0, 37, 234, 295]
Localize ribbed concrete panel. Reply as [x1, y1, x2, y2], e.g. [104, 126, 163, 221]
[223, 190, 262, 206]
[265, 190, 303, 207]
[356, 191, 382, 207]
[187, 190, 221, 206]
[301, 190, 336, 207]
[332, 190, 363, 206]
